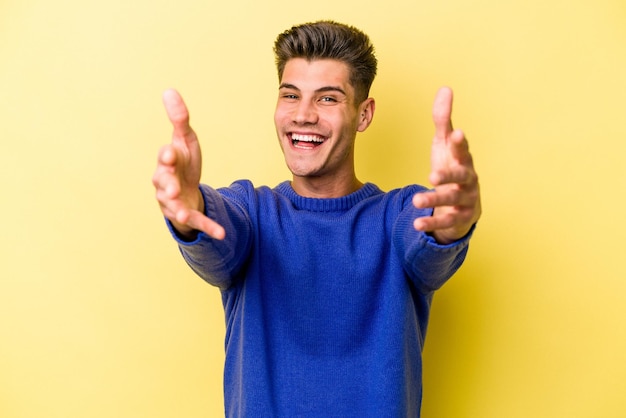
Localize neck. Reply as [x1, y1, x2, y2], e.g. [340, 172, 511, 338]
[291, 174, 363, 198]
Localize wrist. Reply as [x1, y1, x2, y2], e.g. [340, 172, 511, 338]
[430, 224, 475, 245]
[171, 221, 198, 241]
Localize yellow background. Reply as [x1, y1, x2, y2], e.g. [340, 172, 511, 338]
[2, 0, 625, 416]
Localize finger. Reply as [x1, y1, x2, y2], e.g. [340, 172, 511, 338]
[414, 206, 476, 230]
[413, 212, 456, 232]
[152, 164, 180, 197]
[446, 129, 471, 162]
[429, 131, 474, 186]
[154, 187, 184, 221]
[157, 144, 177, 166]
[432, 86, 454, 140]
[429, 162, 476, 186]
[413, 187, 474, 209]
[180, 209, 226, 240]
[413, 189, 454, 209]
[163, 89, 193, 140]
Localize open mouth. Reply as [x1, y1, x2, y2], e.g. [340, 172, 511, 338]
[291, 133, 325, 149]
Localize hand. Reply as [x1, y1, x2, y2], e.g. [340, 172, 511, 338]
[412, 87, 481, 244]
[152, 89, 225, 240]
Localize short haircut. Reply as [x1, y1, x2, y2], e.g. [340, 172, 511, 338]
[274, 20, 378, 104]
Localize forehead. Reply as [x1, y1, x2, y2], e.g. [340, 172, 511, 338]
[281, 58, 353, 93]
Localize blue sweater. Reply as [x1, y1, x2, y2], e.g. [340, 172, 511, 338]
[169, 180, 472, 418]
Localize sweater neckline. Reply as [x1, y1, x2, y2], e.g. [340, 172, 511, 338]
[275, 181, 382, 212]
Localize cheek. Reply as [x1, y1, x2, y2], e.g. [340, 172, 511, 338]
[274, 108, 289, 128]
[333, 113, 358, 135]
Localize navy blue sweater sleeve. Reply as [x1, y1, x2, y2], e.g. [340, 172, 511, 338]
[166, 183, 253, 290]
[392, 191, 474, 294]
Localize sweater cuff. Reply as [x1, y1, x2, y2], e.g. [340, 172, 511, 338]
[421, 223, 477, 250]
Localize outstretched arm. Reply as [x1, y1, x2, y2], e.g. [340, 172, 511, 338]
[152, 89, 225, 240]
[412, 87, 482, 244]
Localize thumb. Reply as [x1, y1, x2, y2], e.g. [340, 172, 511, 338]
[163, 88, 193, 138]
[432, 86, 454, 140]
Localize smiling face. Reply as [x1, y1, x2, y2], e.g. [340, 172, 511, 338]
[274, 58, 375, 197]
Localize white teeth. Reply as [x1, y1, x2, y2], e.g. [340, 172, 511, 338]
[292, 134, 324, 143]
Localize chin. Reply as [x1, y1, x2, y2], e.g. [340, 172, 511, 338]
[287, 167, 313, 178]
[284, 155, 316, 176]
[286, 163, 320, 178]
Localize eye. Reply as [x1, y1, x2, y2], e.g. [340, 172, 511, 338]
[319, 96, 338, 103]
[278, 89, 299, 101]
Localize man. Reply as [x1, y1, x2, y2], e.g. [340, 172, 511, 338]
[153, 20, 481, 418]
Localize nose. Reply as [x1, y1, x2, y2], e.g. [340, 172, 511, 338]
[293, 100, 318, 125]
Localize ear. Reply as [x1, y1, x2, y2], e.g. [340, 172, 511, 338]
[357, 98, 375, 132]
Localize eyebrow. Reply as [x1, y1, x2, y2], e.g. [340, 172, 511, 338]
[279, 83, 347, 96]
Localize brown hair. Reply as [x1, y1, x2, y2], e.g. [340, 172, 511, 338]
[273, 20, 377, 104]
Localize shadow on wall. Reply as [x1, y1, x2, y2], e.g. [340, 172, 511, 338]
[421, 247, 494, 414]
[358, 69, 495, 412]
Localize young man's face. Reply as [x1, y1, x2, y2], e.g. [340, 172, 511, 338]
[274, 58, 372, 186]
